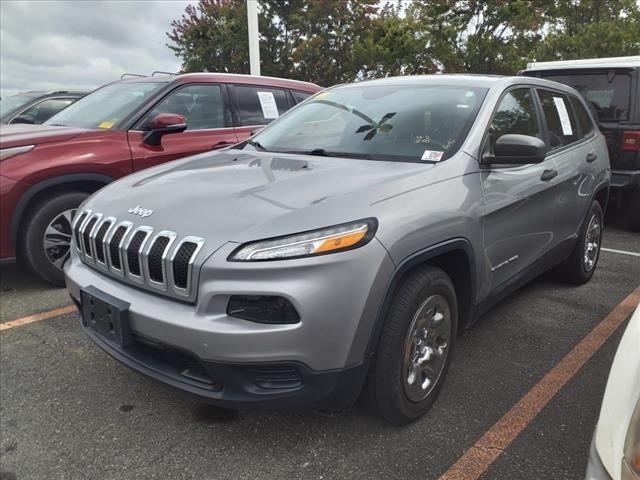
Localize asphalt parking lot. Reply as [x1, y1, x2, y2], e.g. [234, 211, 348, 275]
[0, 213, 638, 480]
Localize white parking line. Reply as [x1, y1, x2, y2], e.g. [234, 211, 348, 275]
[601, 247, 640, 258]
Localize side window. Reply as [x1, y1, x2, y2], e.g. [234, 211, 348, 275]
[233, 86, 289, 126]
[141, 84, 225, 130]
[569, 95, 595, 138]
[292, 90, 312, 104]
[537, 90, 579, 150]
[488, 88, 540, 152]
[16, 98, 75, 124]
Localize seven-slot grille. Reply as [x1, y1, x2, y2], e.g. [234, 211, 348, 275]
[72, 210, 204, 300]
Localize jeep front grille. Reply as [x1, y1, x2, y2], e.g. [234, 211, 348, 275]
[72, 210, 204, 300]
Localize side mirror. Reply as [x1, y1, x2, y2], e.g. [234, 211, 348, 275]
[11, 114, 36, 125]
[143, 113, 187, 146]
[485, 134, 547, 165]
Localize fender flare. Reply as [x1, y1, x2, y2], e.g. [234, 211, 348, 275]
[10, 173, 115, 249]
[364, 237, 478, 358]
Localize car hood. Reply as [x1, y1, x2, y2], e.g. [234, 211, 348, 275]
[85, 148, 436, 255]
[0, 123, 88, 148]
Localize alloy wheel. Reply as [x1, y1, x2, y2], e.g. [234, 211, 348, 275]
[43, 208, 76, 270]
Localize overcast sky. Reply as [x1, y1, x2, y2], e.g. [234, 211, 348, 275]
[0, 0, 195, 97]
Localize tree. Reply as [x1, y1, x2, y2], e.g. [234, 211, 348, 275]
[408, 0, 548, 74]
[534, 0, 640, 61]
[167, 0, 250, 74]
[167, 0, 640, 83]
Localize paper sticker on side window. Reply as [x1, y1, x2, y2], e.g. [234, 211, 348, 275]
[421, 150, 444, 162]
[553, 97, 573, 136]
[257, 92, 280, 119]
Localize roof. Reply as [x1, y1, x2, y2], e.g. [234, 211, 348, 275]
[525, 55, 640, 71]
[341, 74, 574, 91]
[119, 72, 321, 92]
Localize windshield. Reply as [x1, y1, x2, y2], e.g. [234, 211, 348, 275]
[537, 71, 632, 122]
[0, 93, 40, 118]
[248, 84, 487, 162]
[45, 81, 165, 129]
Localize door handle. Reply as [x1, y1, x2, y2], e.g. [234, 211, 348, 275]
[540, 169, 558, 182]
[213, 141, 232, 149]
[586, 152, 598, 163]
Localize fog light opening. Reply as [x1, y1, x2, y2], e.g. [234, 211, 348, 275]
[227, 295, 300, 324]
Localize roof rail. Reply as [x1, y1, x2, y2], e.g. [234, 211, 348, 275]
[121, 73, 147, 79]
[151, 70, 178, 77]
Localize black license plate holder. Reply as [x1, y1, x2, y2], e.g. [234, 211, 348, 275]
[80, 286, 132, 348]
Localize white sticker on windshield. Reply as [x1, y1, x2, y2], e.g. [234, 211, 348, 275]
[257, 91, 280, 119]
[553, 96, 573, 136]
[421, 150, 444, 162]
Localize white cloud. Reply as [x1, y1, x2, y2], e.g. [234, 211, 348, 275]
[0, 0, 195, 97]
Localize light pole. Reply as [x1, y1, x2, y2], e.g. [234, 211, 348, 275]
[247, 0, 260, 76]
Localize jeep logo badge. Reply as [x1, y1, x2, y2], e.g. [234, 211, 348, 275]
[128, 205, 153, 218]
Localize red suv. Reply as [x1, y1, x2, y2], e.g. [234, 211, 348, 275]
[0, 73, 321, 285]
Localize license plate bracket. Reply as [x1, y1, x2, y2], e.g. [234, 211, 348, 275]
[80, 286, 132, 348]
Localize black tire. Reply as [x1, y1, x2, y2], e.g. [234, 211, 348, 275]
[624, 190, 640, 232]
[365, 266, 458, 425]
[20, 191, 88, 286]
[555, 200, 603, 285]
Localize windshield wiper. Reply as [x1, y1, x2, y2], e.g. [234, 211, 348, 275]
[300, 148, 372, 159]
[247, 139, 269, 152]
[48, 123, 67, 127]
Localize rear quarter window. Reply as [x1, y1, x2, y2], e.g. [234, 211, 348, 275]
[569, 95, 595, 138]
[292, 90, 312, 104]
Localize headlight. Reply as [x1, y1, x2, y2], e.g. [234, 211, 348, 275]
[229, 218, 377, 261]
[0, 145, 35, 161]
[623, 398, 640, 480]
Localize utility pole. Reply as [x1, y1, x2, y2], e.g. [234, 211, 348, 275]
[247, 0, 260, 76]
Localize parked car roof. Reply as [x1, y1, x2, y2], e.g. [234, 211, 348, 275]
[118, 72, 320, 91]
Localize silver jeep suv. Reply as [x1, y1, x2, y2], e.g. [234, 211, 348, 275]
[65, 75, 610, 425]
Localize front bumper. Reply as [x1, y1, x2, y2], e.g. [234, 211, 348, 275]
[65, 238, 394, 409]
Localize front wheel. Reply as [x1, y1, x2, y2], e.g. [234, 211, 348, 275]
[365, 266, 457, 425]
[20, 191, 88, 286]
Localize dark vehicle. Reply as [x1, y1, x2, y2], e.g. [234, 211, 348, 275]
[522, 56, 640, 230]
[0, 73, 321, 285]
[0, 91, 87, 125]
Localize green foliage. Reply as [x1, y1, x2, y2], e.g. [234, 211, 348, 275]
[166, 0, 640, 85]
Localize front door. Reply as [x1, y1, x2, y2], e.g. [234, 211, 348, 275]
[128, 83, 238, 172]
[481, 87, 559, 295]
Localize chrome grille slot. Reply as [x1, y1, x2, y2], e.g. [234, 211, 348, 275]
[93, 220, 112, 263]
[148, 236, 170, 283]
[82, 216, 99, 259]
[173, 242, 198, 289]
[74, 209, 204, 301]
[73, 211, 88, 252]
[126, 230, 149, 277]
[108, 225, 128, 271]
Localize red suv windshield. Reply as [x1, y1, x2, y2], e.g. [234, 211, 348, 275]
[45, 81, 165, 129]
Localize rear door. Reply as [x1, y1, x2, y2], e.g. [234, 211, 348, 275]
[535, 88, 600, 241]
[127, 83, 237, 172]
[481, 87, 559, 292]
[229, 85, 292, 141]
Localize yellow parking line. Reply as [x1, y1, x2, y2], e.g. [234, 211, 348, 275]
[439, 286, 640, 480]
[0, 305, 77, 332]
